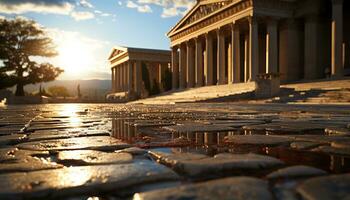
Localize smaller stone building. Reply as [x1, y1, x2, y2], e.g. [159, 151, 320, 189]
[108, 46, 171, 101]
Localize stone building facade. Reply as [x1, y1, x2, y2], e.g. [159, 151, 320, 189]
[108, 46, 171, 100]
[168, 0, 350, 89]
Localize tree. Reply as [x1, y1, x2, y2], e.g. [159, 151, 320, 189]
[141, 62, 151, 93]
[150, 79, 160, 96]
[48, 86, 70, 98]
[162, 67, 172, 91]
[77, 84, 82, 99]
[0, 17, 63, 96]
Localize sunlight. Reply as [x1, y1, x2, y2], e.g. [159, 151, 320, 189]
[58, 104, 82, 126]
[57, 37, 93, 75]
[58, 167, 92, 186]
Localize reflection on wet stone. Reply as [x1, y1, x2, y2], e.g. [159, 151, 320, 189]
[134, 177, 273, 200]
[0, 160, 179, 199]
[17, 136, 130, 151]
[149, 150, 283, 178]
[57, 150, 133, 165]
[1, 104, 350, 199]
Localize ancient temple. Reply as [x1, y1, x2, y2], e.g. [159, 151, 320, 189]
[168, 0, 349, 89]
[108, 46, 171, 100]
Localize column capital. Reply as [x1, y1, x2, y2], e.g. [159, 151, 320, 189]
[230, 22, 236, 29]
[216, 28, 223, 36]
[171, 46, 178, 51]
[179, 42, 187, 49]
[247, 16, 258, 24]
[194, 36, 201, 43]
[205, 32, 212, 39]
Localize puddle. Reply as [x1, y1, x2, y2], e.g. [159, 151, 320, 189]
[111, 115, 350, 174]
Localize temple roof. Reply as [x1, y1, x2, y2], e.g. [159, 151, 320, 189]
[167, 0, 235, 37]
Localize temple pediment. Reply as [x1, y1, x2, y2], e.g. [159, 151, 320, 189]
[168, 0, 235, 37]
[108, 46, 128, 60]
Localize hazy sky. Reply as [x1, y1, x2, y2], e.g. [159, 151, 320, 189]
[0, 0, 196, 80]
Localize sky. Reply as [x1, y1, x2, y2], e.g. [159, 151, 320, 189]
[0, 0, 196, 80]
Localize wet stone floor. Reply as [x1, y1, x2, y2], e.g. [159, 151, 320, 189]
[0, 103, 350, 200]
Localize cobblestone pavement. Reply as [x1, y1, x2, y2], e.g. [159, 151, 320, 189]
[0, 103, 350, 200]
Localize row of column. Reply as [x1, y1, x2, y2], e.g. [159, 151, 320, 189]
[111, 61, 134, 94]
[332, 0, 344, 77]
[171, 0, 344, 90]
[171, 16, 279, 90]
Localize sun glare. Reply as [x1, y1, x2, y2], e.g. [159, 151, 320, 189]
[57, 38, 93, 75]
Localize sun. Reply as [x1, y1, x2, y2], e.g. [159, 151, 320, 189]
[57, 38, 93, 75]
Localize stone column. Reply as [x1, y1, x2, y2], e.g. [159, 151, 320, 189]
[123, 63, 127, 91]
[115, 66, 119, 92]
[249, 17, 259, 81]
[128, 61, 133, 94]
[332, 0, 344, 77]
[111, 67, 115, 92]
[115, 67, 118, 92]
[158, 63, 162, 87]
[135, 61, 142, 96]
[244, 35, 250, 82]
[117, 66, 121, 92]
[304, 15, 320, 79]
[120, 63, 124, 91]
[205, 33, 214, 85]
[228, 42, 233, 84]
[232, 23, 241, 83]
[179, 44, 187, 89]
[195, 37, 204, 87]
[217, 29, 226, 85]
[187, 41, 195, 88]
[266, 18, 278, 73]
[171, 46, 179, 89]
[119, 65, 123, 92]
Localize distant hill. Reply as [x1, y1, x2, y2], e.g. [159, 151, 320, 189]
[21, 79, 111, 99]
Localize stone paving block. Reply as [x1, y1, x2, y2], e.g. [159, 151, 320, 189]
[57, 150, 133, 165]
[0, 147, 62, 173]
[243, 122, 326, 134]
[290, 141, 322, 150]
[325, 127, 350, 136]
[312, 145, 350, 156]
[27, 130, 110, 142]
[133, 177, 273, 200]
[0, 157, 63, 173]
[0, 160, 179, 199]
[133, 121, 176, 128]
[331, 141, 350, 149]
[17, 136, 131, 151]
[164, 124, 236, 133]
[0, 147, 49, 162]
[283, 135, 350, 144]
[297, 174, 350, 200]
[151, 151, 207, 164]
[0, 134, 28, 146]
[149, 151, 284, 178]
[267, 165, 327, 180]
[26, 124, 93, 132]
[116, 147, 148, 155]
[224, 135, 293, 146]
[0, 126, 23, 135]
[0, 122, 26, 127]
[201, 119, 266, 128]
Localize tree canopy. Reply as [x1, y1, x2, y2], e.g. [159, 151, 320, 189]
[0, 17, 63, 96]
